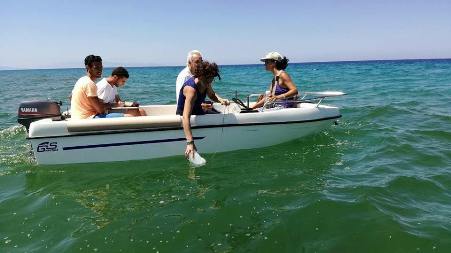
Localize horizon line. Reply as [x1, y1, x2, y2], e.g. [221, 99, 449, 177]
[2, 57, 450, 71]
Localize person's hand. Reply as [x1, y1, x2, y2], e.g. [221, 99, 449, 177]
[185, 142, 196, 158]
[220, 99, 230, 105]
[268, 95, 277, 102]
[201, 103, 213, 111]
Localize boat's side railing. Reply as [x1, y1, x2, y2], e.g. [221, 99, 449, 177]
[301, 91, 346, 107]
[243, 91, 346, 109]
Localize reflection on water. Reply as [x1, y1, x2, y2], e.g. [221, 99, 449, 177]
[188, 167, 200, 180]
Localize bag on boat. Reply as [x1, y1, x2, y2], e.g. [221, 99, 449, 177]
[188, 151, 206, 167]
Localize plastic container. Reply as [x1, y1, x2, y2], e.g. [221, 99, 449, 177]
[188, 151, 207, 167]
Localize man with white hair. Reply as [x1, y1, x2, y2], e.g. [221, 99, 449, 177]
[176, 50, 203, 103]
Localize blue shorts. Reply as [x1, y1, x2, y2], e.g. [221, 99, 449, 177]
[94, 113, 124, 118]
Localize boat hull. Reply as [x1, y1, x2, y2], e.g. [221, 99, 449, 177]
[27, 103, 341, 165]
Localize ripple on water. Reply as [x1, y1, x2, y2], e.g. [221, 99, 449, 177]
[369, 176, 451, 240]
[1, 61, 451, 252]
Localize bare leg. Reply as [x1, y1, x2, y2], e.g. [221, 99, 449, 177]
[251, 94, 265, 109]
[124, 108, 143, 117]
[139, 108, 147, 116]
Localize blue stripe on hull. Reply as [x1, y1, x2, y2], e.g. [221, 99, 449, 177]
[63, 136, 205, 151]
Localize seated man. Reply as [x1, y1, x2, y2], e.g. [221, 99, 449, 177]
[96, 67, 146, 116]
[71, 55, 115, 119]
[176, 50, 203, 103]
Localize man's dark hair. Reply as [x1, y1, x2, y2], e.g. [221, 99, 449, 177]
[275, 57, 289, 70]
[84, 55, 102, 67]
[111, 67, 129, 78]
[194, 61, 221, 80]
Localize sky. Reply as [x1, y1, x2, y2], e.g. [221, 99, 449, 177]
[1, 0, 451, 69]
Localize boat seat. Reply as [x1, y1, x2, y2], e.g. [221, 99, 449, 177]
[66, 115, 182, 132]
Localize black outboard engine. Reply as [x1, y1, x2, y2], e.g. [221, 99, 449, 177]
[18, 101, 62, 131]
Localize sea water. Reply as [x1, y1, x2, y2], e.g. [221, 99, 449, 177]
[0, 59, 450, 252]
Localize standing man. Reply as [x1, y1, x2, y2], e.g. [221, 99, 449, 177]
[71, 55, 108, 119]
[96, 67, 146, 116]
[176, 50, 203, 103]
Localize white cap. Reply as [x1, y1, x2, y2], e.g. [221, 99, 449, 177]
[260, 52, 283, 62]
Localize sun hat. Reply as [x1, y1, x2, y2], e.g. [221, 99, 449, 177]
[260, 52, 283, 62]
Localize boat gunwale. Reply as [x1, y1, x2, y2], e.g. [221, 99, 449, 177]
[27, 115, 341, 140]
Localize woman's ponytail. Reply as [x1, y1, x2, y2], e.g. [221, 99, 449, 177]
[275, 57, 289, 70]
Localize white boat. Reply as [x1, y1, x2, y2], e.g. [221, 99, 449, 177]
[18, 92, 345, 165]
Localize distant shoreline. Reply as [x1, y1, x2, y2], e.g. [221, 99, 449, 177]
[2, 57, 450, 71]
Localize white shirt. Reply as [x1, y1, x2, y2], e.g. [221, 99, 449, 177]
[96, 78, 118, 104]
[176, 66, 193, 103]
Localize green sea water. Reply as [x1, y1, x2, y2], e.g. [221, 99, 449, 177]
[0, 59, 450, 252]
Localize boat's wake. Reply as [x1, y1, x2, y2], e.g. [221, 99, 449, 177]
[0, 124, 25, 137]
[0, 125, 35, 171]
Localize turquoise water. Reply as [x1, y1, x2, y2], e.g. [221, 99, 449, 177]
[1, 60, 450, 252]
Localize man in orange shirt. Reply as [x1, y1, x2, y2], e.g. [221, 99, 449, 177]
[71, 55, 115, 119]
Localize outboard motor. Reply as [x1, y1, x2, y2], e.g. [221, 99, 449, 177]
[18, 101, 62, 131]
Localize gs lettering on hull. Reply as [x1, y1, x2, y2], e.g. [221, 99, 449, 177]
[37, 142, 58, 152]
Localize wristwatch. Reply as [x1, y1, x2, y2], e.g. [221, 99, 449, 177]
[186, 140, 194, 145]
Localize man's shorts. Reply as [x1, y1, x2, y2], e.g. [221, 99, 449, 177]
[94, 113, 124, 118]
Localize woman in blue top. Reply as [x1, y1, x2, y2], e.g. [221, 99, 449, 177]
[251, 52, 298, 109]
[177, 61, 230, 158]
